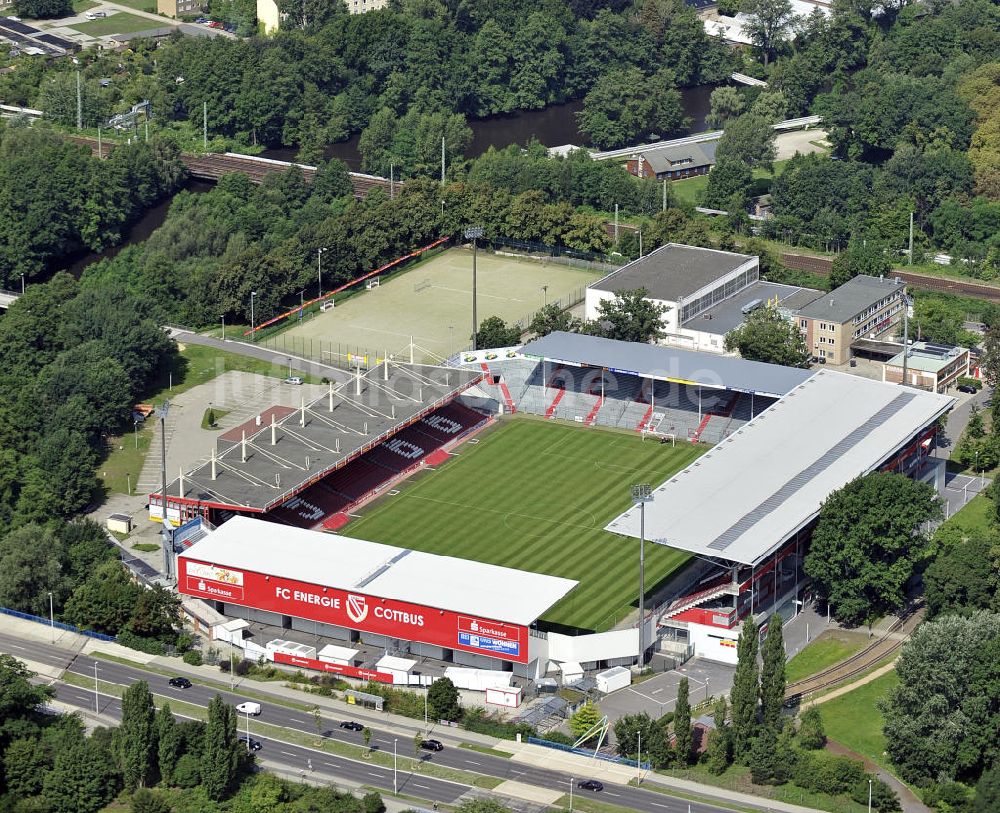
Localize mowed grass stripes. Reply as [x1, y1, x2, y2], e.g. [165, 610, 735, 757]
[343, 418, 702, 631]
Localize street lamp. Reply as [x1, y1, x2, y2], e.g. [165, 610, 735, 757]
[93, 661, 99, 715]
[393, 738, 398, 795]
[48, 591, 54, 644]
[133, 417, 139, 449]
[868, 778, 873, 813]
[631, 483, 653, 668]
[287, 357, 292, 378]
[464, 227, 484, 350]
[245, 709, 252, 751]
[317, 247, 328, 298]
[569, 777, 574, 812]
[250, 291, 257, 342]
[221, 314, 225, 341]
[20, 273, 24, 294]
[541, 285, 548, 308]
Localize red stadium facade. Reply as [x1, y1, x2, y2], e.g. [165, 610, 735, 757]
[178, 555, 530, 664]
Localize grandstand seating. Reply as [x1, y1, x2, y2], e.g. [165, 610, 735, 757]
[324, 458, 394, 501]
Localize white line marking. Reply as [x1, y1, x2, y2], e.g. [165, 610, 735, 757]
[651, 803, 670, 808]
[414, 783, 431, 789]
[367, 772, 383, 778]
[280, 750, 297, 757]
[464, 759, 482, 765]
[604, 792, 620, 797]
[7, 644, 26, 650]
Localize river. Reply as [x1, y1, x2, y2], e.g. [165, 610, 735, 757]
[261, 85, 716, 169]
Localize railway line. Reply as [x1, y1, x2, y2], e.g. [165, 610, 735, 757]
[784, 604, 924, 703]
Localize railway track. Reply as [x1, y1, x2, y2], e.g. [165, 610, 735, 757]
[784, 604, 924, 703]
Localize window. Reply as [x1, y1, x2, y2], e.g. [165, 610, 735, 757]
[800, 319, 807, 328]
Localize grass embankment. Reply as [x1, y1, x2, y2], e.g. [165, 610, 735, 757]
[785, 631, 869, 683]
[343, 418, 700, 631]
[818, 670, 900, 773]
[97, 344, 318, 496]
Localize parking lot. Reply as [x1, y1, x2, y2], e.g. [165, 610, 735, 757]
[598, 659, 736, 724]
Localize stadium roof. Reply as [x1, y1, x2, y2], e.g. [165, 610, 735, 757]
[797, 275, 905, 323]
[520, 332, 812, 397]
[181, 516, 577, 625]
[588, 244, 755, 303]
[605, 371, 954, 565]
[154, 361, 481, 512]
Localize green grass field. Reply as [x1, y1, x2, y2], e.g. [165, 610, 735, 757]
[267, 247, 600, 364]
[786, 631, 869, 683]
[70, 12, 156, 36]
[819, 670, 899, 771]
[343, 417, 701, 631]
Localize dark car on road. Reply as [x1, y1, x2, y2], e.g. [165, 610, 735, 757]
[420, 739, 444, 752]
[168, 677, 192, 689]
[957, 384, 978, 394]
[339, 721, 364, 731]
[578, 780, 604, 792]
[239, 736, 262, 752]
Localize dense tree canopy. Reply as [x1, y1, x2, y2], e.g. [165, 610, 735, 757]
[723, 304, 810, 367]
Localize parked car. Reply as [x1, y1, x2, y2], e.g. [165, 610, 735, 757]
[195, 16, 208, 22]
[239, 736, 262, 751]
[83, 10, 107, 17]
[419, 739, 444, 752]
[339, 721, 364, 731]
[168, 677, 192, 689]
[957, 383, 978, 394]
[284, 376, 303, 385]
[236, 702, 262, 716]
[577, 780, 604, 792]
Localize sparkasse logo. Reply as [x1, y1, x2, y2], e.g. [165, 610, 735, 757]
[346, 594, 369, 624]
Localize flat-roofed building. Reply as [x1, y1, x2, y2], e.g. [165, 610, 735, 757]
[795, 275, 905, 365]
[883, 342, 970, 392]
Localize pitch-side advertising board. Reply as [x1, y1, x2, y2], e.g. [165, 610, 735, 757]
[179, 557, 529, 663]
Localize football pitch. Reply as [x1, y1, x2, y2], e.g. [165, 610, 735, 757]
[272, 247, 599, 364]
[343, 418, 702, 631]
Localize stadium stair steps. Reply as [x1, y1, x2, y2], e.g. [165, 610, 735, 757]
[544, 387, 567, 418]
[659, 579, 740, 621]
[583, 396, 604, 426]
[480, 363, 517, 413]
[635, 404, 654, 432]
[690, 413, 713, 443]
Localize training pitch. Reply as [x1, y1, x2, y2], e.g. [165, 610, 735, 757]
[343, 418, 701, 631]
[275, 247, 599, 363]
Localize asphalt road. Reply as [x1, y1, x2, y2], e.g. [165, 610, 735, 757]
[0, 632, 783, 813]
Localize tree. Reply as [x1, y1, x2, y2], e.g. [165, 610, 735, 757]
[705, 698, 732, 774]
[704, 158, 754, 211]
[414, 732, 423, 758]
[130, 789, 171, 813]
[3, 737, 46, 797]
[529, 304, 576, 338]
[569, 701, 603, 742]
[797, 706, 826, 750]
[759, 614, 786, 733]
[42, 735, 119, 813]
[975, 761, 1000, 813]
[362, 727, 372, 754]
[155, 703, 180, 786]
[594, 289, 669, 343]
[201, 695, 240, 800]
[13, 0, 72, 17]
[0, 524, 69, 616]
[740, 0, 794, 65]
[475, 317, 522, 350]
[730, 615, 760, 761]
[828, 242, 893, 289]
[706, 86, 746, 129]
[882, 612, 1000, 784]
[119, 680, 157, 791]
[673, 677, 693, 765]
[804, 473, 941, 626]
[724, 303, 810, 367]
[924, 535, 998, 617]
[0, 653, 54, 731]
[981, 327, 1000, 391]
[613, 712, 655, 758]
[427, 677, 461, 722]
[715, 113, 777, 171]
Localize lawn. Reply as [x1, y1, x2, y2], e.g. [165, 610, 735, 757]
[342, 417, 701, 631]
[786, 631, 869, 683]
[671, 159, 792, 207]
[71, 0, 98, 10]
[818, 670, 900, 771]
[97, 345, 317, 496]
[69, 12, 157, 36]
[937, 492, 994, 538]
[107, 0, 156, 10]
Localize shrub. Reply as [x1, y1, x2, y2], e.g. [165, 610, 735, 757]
[363, 791, 386, 813]
[922, 781, 972, 811]
[852, 777, 902, 812]
[461, 708, 536, 741]
[234, 659, 252, 677]
[797, 706, 826, 750]
[809, 755, 867, 796]
[117, 630, 167, 656]
[171, 754, 200, 788]
[957, 377, 982, 391]
[218, 660, 231, 673]
[182, 650, 202, 666]
[543, 730, 575, 746]
[131, 788, 170, 813]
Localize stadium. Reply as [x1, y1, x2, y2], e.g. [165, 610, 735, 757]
[161, 331, 953, 686]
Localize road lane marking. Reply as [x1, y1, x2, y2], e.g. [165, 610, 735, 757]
[280, 751, 297, 757]
[651, 803, 670, 808]
[464, 759, 482, 765]
[414, 783, 431, 789]
[367, 772, 383, 778]
[603, 792, 620, 797]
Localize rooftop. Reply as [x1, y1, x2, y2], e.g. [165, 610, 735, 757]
[886, 342, 969, 373]
[154, 361, 482, 512]
[605, 370, 954, 565]
[520, 331, 812, 397]
[640, 142, 717, 174]
[589, 243, 756, 303]
[181, 516, 577, 625]
[797, 275, 905, 323]
[681, 280, 823, 335]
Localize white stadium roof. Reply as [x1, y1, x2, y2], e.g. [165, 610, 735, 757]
[181, 516, 577, 625]
[605, 371, 954, 566]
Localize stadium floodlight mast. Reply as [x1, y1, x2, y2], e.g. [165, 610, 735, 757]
[250, 291, 257, 342]
[464, 227, 485, 350]
[318, 247, 328, 298]
[631, 483, 653, 668]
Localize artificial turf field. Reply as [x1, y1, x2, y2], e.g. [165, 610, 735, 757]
[343, 417, 703, 631]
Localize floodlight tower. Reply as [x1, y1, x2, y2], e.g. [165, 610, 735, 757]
[631, 483, 653, 667]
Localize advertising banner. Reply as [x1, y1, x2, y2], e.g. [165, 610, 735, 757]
[272, 652, 393, 683]
[178, 557, 529, 663]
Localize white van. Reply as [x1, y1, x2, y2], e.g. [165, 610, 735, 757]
[235, 701, 261, 716]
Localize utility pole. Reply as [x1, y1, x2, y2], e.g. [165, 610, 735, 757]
[76, 71, 82, 130]
[97, 127, 102, 159]
[317, 247, 326, 298]
[908, 211, 914, 265]
[250, 291, 257, 338]
[158, 402, 172, 579]
[614, 203, 619, 245]
[464, 228, 484, 350]
[639, 230, 643, 258]
[632, 484, 653, 669]
[203, 101, 208, 151]
[441, 137, 445, 185]
[662, 180, 667, 212]
[901, 286, 910, 386]
[389, 163, 394, 200]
